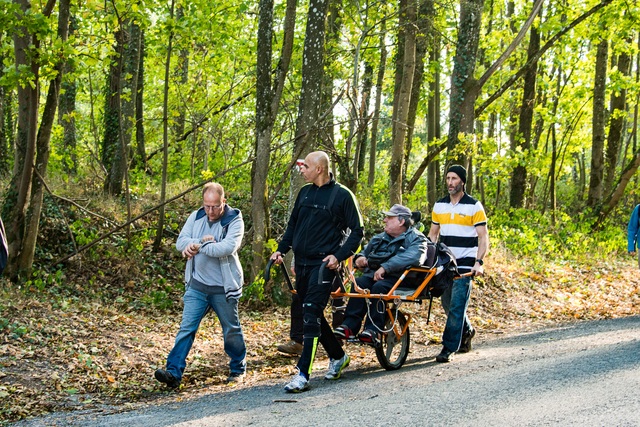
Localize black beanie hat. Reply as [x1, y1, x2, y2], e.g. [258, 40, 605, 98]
[447, 164, 467, 184]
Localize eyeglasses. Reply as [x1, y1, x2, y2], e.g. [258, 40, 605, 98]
[203, 204, 224, 211]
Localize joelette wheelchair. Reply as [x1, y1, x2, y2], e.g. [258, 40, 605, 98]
[265, 241, 468, 371]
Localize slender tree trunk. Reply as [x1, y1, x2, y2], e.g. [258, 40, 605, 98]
[154, 0, 175, 251]
[5, 0, 41, 279]
[133, 31, 146, 172]
[368, 21, 386, 187]
[353, 62, 372, 189]
[446, 0, 485, 163]
[5, 0, 69, 278]
[102, 27, 124, 193]
[172, 6, 188, 145]
[59, 14, 77, 175]
[509, 7, 541, 208]
[390, 0, 416, 205]
[0, 67, 13, 176]
[249, 0, 296, 282]
[603, 44, 631, 193]
[426, 35, 441, 207]
[290, 0, 330, 201]
[587, 39, 608, 208]
[402, 0, 431, 187]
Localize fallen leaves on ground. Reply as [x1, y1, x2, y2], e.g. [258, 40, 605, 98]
[1, 248, 639, 424]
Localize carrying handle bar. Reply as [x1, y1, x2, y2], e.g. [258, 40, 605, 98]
[264, 258, 295, 292]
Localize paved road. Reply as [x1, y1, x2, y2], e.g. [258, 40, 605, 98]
[15, 316, 640, 426]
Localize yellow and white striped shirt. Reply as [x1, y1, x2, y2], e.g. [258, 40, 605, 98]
[431, 193, 487, 271]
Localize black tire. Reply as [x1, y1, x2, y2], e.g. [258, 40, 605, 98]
[375, 310, 410, 370]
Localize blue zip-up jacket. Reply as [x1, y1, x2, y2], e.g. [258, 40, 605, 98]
[628, 204, 640, 252]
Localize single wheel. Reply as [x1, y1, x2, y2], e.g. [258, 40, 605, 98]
[375, 309, 410, 370]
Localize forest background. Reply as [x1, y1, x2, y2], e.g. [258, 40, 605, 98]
[1, 0, 640, 423]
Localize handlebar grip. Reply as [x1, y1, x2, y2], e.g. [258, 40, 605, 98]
[318, 261, 330, 286]
[264, 258, 275, 282]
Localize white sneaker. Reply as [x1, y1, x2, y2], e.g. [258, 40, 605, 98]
[324, 353, 350, 380]
[284, 373, 309, 393]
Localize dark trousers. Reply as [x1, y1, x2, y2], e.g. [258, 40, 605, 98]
[294, 263, 346, 378]
[290, 290, 345, 343]
[341, 275, 398, 334]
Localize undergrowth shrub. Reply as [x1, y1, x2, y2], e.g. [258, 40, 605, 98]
[491, 208, 625, 264]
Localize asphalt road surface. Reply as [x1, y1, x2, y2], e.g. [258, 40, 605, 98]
[15, 316, 640, 427]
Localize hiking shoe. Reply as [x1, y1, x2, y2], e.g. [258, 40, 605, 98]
[277, 340, 303, 355]
[284, 372, 309, 393]
[226, 372, 245, 384]
[155, 369, 180, 388]
[458, 327, 476, 353]
[358, 329, 380, 347]
[333, 325, 354, 340]
[436, 347, 454, 363]
[324, 353, 350, 380]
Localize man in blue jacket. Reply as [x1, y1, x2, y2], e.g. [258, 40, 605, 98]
[333, 204, 428, 345]
[155, 182, 247, 388]
[628, 204, 640, 269]
[271, 151, 364, 393]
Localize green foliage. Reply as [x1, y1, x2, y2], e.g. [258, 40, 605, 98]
[491, 208, 624, 264]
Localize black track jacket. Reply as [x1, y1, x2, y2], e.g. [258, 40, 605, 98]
[277, 175, 364, 266]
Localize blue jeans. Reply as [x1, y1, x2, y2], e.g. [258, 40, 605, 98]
[440, 276, 473, 352]
[165, 287, 246, 380]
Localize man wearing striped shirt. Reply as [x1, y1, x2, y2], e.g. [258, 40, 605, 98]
[428, 165, 489, 363]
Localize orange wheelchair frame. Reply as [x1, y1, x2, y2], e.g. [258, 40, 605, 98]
[265, 249, 469, 371]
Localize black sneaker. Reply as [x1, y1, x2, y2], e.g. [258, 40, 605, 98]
[155, 368, 180, 388]
[436, 347, 454, 363]
[226, 372, 246, 384]
[458, 327, 476, 353]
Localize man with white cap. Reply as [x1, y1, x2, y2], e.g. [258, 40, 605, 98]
[428, 164, 489, 362]
[334, 203, 428, 345]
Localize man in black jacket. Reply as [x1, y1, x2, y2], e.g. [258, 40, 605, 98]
[270, 151, 364, 393]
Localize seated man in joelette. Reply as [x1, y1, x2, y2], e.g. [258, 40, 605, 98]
[333, 204, 428, 344]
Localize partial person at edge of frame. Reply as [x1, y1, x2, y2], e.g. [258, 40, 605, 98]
[628, 203, 640, 269]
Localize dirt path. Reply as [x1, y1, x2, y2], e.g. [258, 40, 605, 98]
[13, 316, 640, 426]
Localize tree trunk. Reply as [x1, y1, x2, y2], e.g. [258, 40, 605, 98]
[509, 8, 541, 208]
[353, 62, 372, 188]
[402, 0, 432, 187]
[5, 0, 69, 279]
[290, 0, 330, 200]
[603, 45, 631, 194]
[0, 68, 13, 176]
[587, 39, 608, 208]
[249, 0, 296, 282]
[154, 0, 175, 251]
[426, 35, 441, 207]
[5, 0, 41, 279]
[368, 21, 387, 187]
[133, 31, 146, 172]
[446, 0, 485, 161]
[390, 0, 416, 205]
[59, 14, 77, 175]
[101, 27, 124, 193]
[103, 20, 141, 195]
[172, 6, 189, 145]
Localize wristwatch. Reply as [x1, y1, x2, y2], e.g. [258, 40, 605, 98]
[475, 259, 484, 265]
